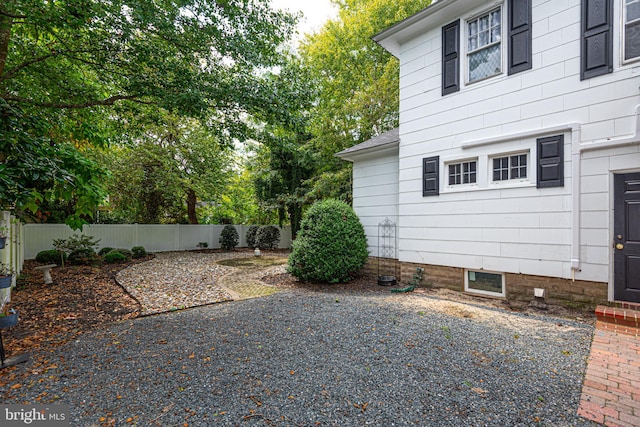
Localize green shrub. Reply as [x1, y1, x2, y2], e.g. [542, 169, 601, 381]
[98, 247, 114, 256]
[219, 225, 239, 250]
[68, 248, 100, 265]
[255, 225, 281, 250]
[132, 246, 147, 258]
[35, 250, 66, 264]
[246, 225, 260, 248]
[104, 251, 127, 263]
[288, 199, 368, 283]
[53, 234, 100, 253]
[111, 248, 132, 259]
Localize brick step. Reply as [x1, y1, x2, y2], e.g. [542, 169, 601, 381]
[595, 304, 640, 337]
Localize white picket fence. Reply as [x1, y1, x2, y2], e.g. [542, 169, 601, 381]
[23, 224, 292, 260]
[1, 211, 25, 306]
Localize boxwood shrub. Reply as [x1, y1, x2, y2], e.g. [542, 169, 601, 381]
[246, 225, 260, 248]
[98, 247, 114, 256]
[288, 199, 368, 283]
[68, 248, 100, 265]
[219, 225, 239, 250]
[255, 225, 281, 250]
[35, 250, 66, 264]
[132, 246, 147, 258]
[104, 251, 127, 263]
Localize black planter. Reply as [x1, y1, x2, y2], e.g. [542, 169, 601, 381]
[0, 312, 18, 329]
[0, 275, 11, 289]
[378, 275, 397, 286]
[0, 237, 5, 249]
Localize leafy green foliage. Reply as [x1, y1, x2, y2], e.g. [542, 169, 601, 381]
[255, 225, 281, 250]
[104, 252, 127, 264]
[131, 246, 147, 259]
[35, 250, 66, 264]
[246, 226, 260, 248]
[68, 248, 100, 266]
[112, 248, 133, 259]
[0, 102, 107, 229]
[1, 0, 298, 226]
[288, 200, 368, 283]
[298, 0, 432, 200]
[95, 114, 233, 224]
[98, 247, 114, 256]
[219, 225, 239, 251]
[53, 234, 101, 254]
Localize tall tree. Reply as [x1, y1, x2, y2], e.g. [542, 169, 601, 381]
[299, 0, 432, 200]
[0, 0, 297, 226]
[251, 56, 316, 238]
[96, 114, 232, 224]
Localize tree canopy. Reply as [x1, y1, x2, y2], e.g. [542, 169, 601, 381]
[0, 0, 297, 227]
[299, 0, 432, 200]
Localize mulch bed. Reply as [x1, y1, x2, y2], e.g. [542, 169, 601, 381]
[0, 256, 151, 383]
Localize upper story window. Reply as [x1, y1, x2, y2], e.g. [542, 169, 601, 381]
[625, 0, 640, 61]
[467, 9, 502, 83]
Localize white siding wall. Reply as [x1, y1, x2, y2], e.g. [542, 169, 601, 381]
[23, 224, 292, 260]
[351, 149, 400, 258]
[394, 0, 640, 282]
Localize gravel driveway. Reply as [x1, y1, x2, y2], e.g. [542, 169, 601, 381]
[3, 289, 597, 426]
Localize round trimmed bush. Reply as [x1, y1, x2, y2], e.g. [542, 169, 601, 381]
[246, 225, 260, 248]
[68, 248, 100, 265]
[132, 246, 147, 258]
[255, 225, 281, 250]
[98, 247, 114, 256]
[104, 251, 127, 263]
[35, 249, 66, 264]
[288, 199, 368, 283]
[219, 225, 239, 250]
[111, 248, 132, 259]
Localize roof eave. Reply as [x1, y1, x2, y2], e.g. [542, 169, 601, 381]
[372, 0, 459, 57]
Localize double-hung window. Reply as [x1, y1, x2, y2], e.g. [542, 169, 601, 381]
[625, 0, 640, 61]
[467, 8, 502, 83]
[449, 160, 477, 185]
[492, 153, 527, 182]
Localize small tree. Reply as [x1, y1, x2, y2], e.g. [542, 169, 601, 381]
[219, 225, 239, 251]
[288, 199, 368, 283]
[52, 234, 101, 268]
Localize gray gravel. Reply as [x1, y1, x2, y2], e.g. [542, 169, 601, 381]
[3, 290, 598, 426]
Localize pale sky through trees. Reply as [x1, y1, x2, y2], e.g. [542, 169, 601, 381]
[270, 0, 338, 38]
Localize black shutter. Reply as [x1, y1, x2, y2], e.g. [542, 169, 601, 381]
[581, 0, 613, 80]
[442, 20, 460, 96]
[423, 156, 439, 196]
[508, 0, 532, 75]
[537, 135, 564, 188]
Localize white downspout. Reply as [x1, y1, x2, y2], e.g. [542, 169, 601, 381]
[570, 125, 582, 280]
[571, 105, 640, 281]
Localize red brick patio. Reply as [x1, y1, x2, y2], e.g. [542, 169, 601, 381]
[577, 328, 640, 426]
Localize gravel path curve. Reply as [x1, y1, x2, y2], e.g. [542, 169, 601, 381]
[116, 252, 284, 315]
[2, 289, 598, 426]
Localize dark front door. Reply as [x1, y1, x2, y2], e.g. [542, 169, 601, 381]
[614, 173, 640, 303]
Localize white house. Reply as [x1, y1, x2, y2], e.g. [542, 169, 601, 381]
[337, 0, 640, 307]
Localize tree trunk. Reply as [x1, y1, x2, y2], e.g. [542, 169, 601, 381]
[186, 189, 198, 224]
[0, 15, 12, 81]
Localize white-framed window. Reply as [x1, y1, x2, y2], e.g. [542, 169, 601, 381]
[448, 160, 477, 185]
[625, 0, 640, 61]
[465, 270, 505, 297]
[467, 7, 502, 83]
[491, 153, 528, 182]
